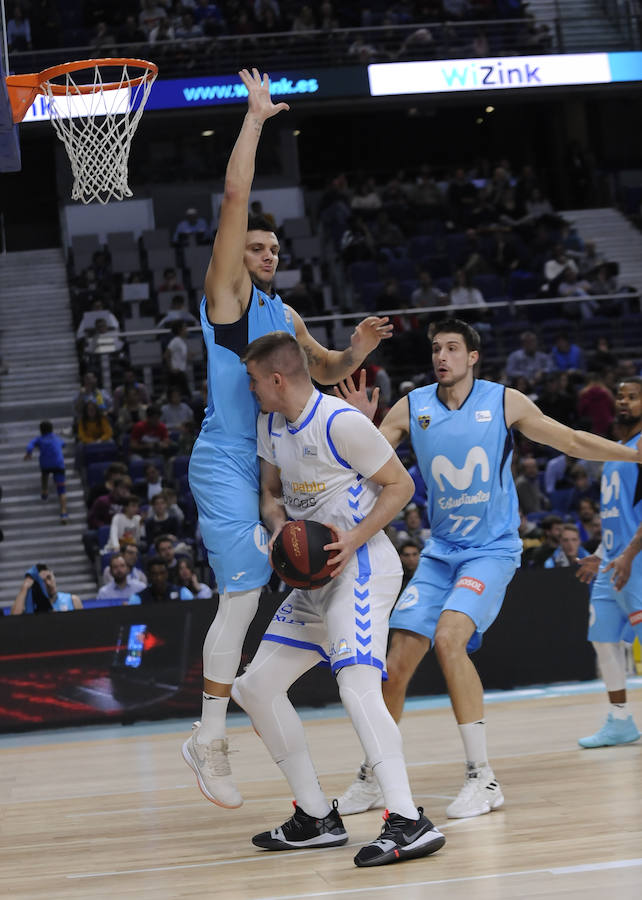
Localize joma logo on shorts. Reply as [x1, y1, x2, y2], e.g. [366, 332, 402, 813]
[456, 576, 485, 594]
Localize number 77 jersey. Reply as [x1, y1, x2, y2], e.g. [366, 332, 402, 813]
[408, 379, 521, 556]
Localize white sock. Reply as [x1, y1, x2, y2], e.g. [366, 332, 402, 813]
[610, 702, 629, 720]
[197, 693, 230, 743]
[458, 720, 488, 770]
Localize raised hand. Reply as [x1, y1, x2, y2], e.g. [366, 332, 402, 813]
[350, 316, 393, 359]
[334, 370, 379, 421]
[239, 68, 290, 122]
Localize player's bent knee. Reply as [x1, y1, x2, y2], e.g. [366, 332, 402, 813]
[433, 626, 470, 659]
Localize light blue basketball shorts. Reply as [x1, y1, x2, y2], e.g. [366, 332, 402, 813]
[588, 560, 642, 643]
[188, 436, 271, 594]
[390, 544, 520, 648]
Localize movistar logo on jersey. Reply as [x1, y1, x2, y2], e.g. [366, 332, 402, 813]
[432, 447, 490, 491]
[601, 471, 621, 504]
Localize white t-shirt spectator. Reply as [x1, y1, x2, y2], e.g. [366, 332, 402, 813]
[167, 335, 188, 372]
[97, 575, 147, 603]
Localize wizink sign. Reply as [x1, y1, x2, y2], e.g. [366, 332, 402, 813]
[368, 52, 642, 96]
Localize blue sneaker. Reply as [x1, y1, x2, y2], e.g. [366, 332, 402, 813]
[578, 713, 640, 749]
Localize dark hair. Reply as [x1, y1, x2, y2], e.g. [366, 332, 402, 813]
[109, 553, 126, 567]
[541, 515, 563, 531]
[247, 214, 276, 233]
[398, 539, 421, 554]
[170, 319, 186, 336]
[147, 404, 161, 418]
[39, 420, 53, 435]
[170, 294, 185, 307]
[147, 558, 168, 575]
[154, 534, 173, 551]
[430, 317, 481, 353]
[36, 562, 49, 572]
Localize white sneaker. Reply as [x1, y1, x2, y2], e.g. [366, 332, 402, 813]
[446, 765, 504, 818]
[337, 764, 385, 816]
[182, 730, 242, 808]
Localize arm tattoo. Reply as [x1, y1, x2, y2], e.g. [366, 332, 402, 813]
[304, 346, 323, 368]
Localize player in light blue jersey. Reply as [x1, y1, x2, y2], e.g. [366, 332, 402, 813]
[576, 376, 642, 748]
[183, 68, 393, 809]
[337, 319, 642, 819]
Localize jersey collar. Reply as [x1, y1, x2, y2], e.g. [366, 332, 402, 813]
[286, 390, 322, 434]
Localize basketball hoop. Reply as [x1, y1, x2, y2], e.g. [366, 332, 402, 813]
[6, 58, 158, 204]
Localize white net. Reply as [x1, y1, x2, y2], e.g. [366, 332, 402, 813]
[42, 62, 157, 205]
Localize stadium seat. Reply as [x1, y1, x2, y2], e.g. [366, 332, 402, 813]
[172, 456, 190, 480]
[549, 489, 574, 514]
[82, 441, 119, 466]
[86, 461, 114, 488]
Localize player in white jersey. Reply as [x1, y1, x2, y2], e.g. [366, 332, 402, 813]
[576, 376, 642, 748]
[335, 319, 642, 819]
[182, 69, 392, 808]
[231, 332, 446, 868]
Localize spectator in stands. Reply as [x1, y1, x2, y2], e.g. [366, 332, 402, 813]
[130, 405, 172, 458]
[117, 14, 147, 44]
[518, 508, 543, 565]
[128, 558, 192, 605]
[173, 207, 210, 244]
[543, 244, 578, 289]
[175, 11, 204, 40]
[115, 386, 147, 438]
[164, 320, 192, 397]
[371, 211, 406, 258]
[447, 168, 478, 227]
[589, 336, 618, 373]
[525, 187, 553, 220]
[398, 540, 421, 594]
[350, 180, 382, 212]
[582, 512, 602, 554]
[291, 4, 317, 31]
[112, 367, 150, 415]
[574, 497, 599, 544]
[577, 371, 615, 437]
[11, 564, 82, 614]
[340, 215, 375, 264]
[103, 541, 147, 585]
[83, 251, 113, 291]
[24, 420, 68, 523]
[153, 534, 193, 581]
[536, 372, 577, 426]
[558, 268, 597, 320]
[85, 318, 125, 362]
[588, 263, 618, 298]
[529, 515, 564, 567]
[395, 503, 430, 548]
[90, 20, 117, 53]
[411, 271, 447, 308]
[544, 523, 589, 569]
[86, 461, 129, 509]
[105, 495, 143, 552]
[193, 0, 225, 35]
[97, 553, 147, 604]
[76, 298, 120, 343]
[133, 462, 166, 504]
[87, 476, 133, 530]
[158, 267, 185, 293]
[161, 386, 195, 431]
[448, 269, 486, 308]
[145, 491, 183, 544]
[505, 331, 552, 384]
[73, 371, 112, 419]
[139, 0, 167, 35]
[568, 465, 600, 511]
[408, 166, 443, 218]
[159, 295, 198, 327]
[77, 400, 114, 445]
[515, 455, 550, 515]
[578, 239, 605, 277]
[551, 332, 585, 373]
[7, 6, 32, 50]
[177, 557, 214, 599]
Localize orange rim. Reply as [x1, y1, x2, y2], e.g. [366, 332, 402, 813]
[6, 57, 158, 123]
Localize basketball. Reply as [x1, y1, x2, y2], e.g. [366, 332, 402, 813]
[271, 520, 339, 590]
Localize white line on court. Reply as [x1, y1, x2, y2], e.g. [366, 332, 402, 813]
[66, 856, 642, 885]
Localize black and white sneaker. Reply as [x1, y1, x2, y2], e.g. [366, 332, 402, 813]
[354, 807, 445, 867]
[252, 800, 349, 851]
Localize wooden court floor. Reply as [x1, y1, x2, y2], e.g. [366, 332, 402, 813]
[1, 688, 640, 900]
